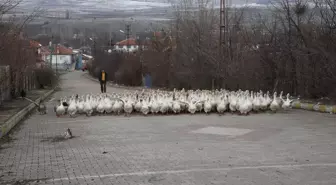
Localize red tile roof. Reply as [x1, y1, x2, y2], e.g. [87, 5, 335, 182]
[30, 40, 42, 48]
[116, 38, 138, 46]
[40, 46, 50, 55]
[52, 44, 73, 55]
[153, 31, 162, 37]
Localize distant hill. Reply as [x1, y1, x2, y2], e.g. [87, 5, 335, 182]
[256, 0, 295, 4]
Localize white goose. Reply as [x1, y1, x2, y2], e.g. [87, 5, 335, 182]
[56, 100, 65, 117]
[141, 97, 150, 115]
[282, 93, 292, 110]
[270, 92, 280, 112]
[84, 95, 93, 116]
[67, 97, 77, 117]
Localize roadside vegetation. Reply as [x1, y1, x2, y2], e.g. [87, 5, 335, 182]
[0, 0, 57, 99]
[89, 0, 336, 100]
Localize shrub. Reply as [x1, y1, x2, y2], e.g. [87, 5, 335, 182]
[114, 54, 142, 86]
[34, 67, 59, 88]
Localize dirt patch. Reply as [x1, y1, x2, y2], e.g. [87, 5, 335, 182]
[40, 135, 78, 143]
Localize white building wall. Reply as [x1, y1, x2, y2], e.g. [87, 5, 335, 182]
[46, 55, 72, 70]
[114, 45, 139, 52]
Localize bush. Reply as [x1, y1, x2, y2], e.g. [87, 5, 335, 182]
[34, 67, 59, 88]
[114, 54, 142, 86]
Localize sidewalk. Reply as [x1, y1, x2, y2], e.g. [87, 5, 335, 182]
[0, 88, 54, 139]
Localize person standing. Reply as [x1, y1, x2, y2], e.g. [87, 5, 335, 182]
[99, 69, 108, 93]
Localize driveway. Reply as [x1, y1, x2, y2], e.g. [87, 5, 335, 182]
[0, 71, 335, 185]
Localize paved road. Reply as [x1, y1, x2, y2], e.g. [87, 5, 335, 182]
[1, 71, 336, 185]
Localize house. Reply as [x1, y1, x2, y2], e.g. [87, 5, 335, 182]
[40, 46, 51, 63]
[46, 44, 74, 70]
[29, 40, 46, 68]
[81, 54, 93, 70]
[114, 38, 140, 52]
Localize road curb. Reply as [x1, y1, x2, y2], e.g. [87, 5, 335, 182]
[0, 89, 54, 139]
[292, 101, 336, 114]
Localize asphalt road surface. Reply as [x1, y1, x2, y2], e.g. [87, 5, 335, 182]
[0, 71, 336, 185]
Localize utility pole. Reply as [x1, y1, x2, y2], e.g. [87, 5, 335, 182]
[49, 35, 53, 68]
[93, 38, 96, 58]
[109, 24, 112, 47]
[125, 24, 131, 53]
[219, 0, 231, 89]
[219, 0, 226, 54]
[56, 13, 61, 74]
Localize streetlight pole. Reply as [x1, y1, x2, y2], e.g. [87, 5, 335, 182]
[56, 44, 58, 74]
[49, 36, 53, 68]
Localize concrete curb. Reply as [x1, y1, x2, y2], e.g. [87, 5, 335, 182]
[292, 101, 336, 114]
[0, 89, 54, 139]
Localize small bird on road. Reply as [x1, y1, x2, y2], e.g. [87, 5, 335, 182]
[64, 128, 73, 139]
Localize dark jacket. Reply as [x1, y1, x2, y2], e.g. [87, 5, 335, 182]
[98, 71, 108, 82]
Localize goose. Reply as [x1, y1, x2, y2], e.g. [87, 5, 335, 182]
[229, 94, 237, 112]
[77, 97, 84, 114]
[187, 100, 197, 114]
[252, 92, 261, 112]
[84, 95, 93, 116]
[150, 95, 160, 114]
[172, 93, 181, 114]
[270, 92, 280, 112]
[141, 97, 150, 115]
[260, 93, 269, 110]
[195, 100, 203, 112]
[37, 100, 47, 115]
[112, 99, 123, 115]
[216, 96, 228, 114]
[135, 95, 143, 112]
[123, 98, 133, 116]
[204, 97, 212, 114]
[97, 97, 105, 114]
[282, 93, 292, 110]
[160, 96, 169, 114]
[104, 96, 113, 114]
[276, 91, 284, 107]
[238, 96, 249, 115]
[52, 89, 295, 117]
[56, 100, 65, 117]
[68, 98, 77, 117]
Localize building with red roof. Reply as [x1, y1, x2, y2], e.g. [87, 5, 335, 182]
[47, 44, 75, 70]
[114, 38, 140, 52]
[52, 44, 73, 55]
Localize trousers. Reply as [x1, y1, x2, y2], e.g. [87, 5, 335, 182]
[100, 81, 106, 93]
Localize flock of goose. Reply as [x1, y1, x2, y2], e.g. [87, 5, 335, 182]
[54, 89, 293, 117]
